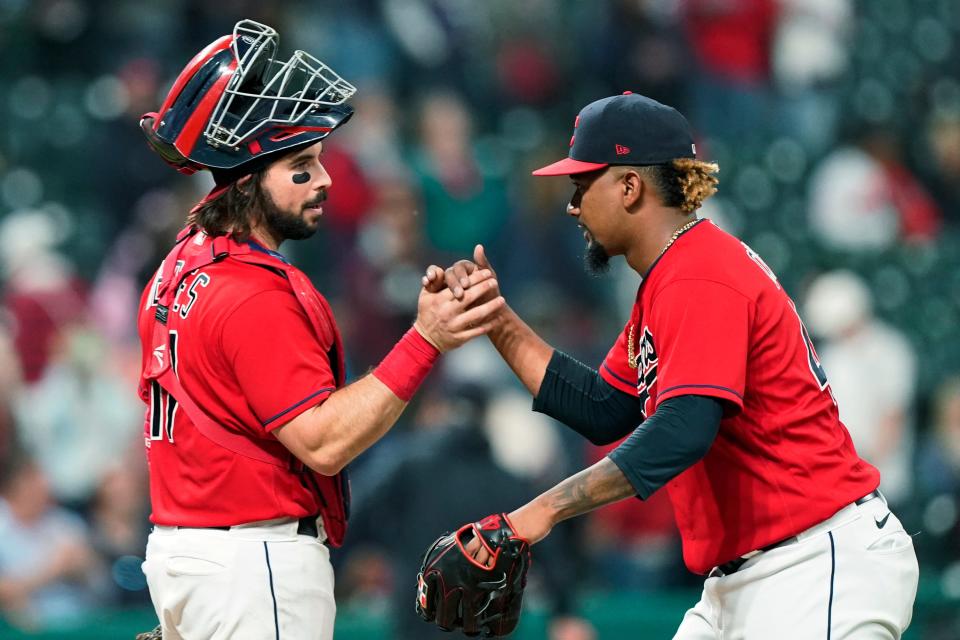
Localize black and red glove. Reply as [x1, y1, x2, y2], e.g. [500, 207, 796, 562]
[416, 513, 532, 637]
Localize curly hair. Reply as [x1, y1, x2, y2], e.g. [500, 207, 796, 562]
[187, 172, 266, 241]
[635, 158, 719, 213]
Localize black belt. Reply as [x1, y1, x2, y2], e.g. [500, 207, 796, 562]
[297, 516, 320, 537]
[183, 515, 321, 538]
[714, 490, 883, 577]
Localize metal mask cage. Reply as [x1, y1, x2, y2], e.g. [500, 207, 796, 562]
[204, 19, 357, 150]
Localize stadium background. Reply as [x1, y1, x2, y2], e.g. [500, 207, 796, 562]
[1, 0, 959, 638]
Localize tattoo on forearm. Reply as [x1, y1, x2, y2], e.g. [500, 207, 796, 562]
[545, 458, 636, 522]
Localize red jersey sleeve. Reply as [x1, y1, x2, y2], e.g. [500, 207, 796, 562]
[220, 289, 336, 431]
[599, 319, 639, 395]
[650, 279, 749, 412]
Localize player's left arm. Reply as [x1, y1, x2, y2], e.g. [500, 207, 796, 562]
[468, 394, 723, 560]
[532, 350, 647, 445]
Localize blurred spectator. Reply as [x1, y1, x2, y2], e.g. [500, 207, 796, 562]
[772, 0, 852, 152]
[495, 35, 560, 106]
[341, 177, 428, 369]
[16, 324, 142, 508]
[0, 210, 87, 383]
[89, 57, 172, 236]
[0, 455, 98, 630]
[808, 128, 943, 251]
[410, 90, 511, 259]
[918, 377, 960, 498]
[682, 0, 779, 140]
[316, 142, 376, 238]
[0, 325, 23, 468]
[925, 111, 960, 223]
[88, 462, 151, 607]
[914, 377, 960, 628]
[805, 270, 917, 506]
[581, 442, 688, 591]
[333, 86, 408, 182]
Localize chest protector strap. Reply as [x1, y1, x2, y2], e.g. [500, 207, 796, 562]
[144, 227, 348, 545]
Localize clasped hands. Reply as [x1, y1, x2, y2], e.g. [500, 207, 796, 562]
[413, 244, 504, 352]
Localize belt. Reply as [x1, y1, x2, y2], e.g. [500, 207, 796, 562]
[179, 515, 322, 538]
[713, 490, 882, 577]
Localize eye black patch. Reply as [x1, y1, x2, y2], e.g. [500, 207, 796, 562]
[292, 171, 311, 184]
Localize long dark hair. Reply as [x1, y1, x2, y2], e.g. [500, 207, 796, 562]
[187, 172, 266, 241]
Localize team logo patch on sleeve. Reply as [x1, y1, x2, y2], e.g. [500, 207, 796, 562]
[633, 326, 658, 417]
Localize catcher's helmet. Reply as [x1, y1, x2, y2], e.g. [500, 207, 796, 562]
[141, 20, 355, 182]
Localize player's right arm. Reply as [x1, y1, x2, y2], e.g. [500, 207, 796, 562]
[424, 244, 645, 445]
[425, 244, 553, 396]
[274, 272, 503, 475]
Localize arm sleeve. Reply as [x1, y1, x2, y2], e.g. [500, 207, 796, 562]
[607, 394, 723, 500]
[533, 350, 646, 445]
[220, 289, 337, 431]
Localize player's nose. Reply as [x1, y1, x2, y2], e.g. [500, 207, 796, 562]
[567, 187, 582, 217]
[313, 163, 332, 190]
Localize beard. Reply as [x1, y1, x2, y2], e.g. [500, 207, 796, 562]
[258, 188, 321, 241]
[584, 239, 611, 275]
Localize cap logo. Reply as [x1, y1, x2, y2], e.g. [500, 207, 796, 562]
[615, 144, 631, 156]
[569, 115, 581, 147]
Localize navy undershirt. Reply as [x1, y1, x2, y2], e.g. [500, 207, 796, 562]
[534, 350, 723, 499]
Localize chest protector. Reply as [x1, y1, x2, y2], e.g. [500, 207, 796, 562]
[142, 226, 349, 546]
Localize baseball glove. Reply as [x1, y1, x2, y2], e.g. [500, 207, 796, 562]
[416, 513, 531, 637]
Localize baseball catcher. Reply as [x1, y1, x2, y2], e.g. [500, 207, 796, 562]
[133, 17, 504, 640]
[416, 513, 531, 637]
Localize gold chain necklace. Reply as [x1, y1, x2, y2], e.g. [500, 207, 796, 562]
[626, 218, 698, 369]
[658, 218, 699, 258]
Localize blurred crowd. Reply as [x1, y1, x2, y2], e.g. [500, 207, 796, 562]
[1, 0, 960, 637]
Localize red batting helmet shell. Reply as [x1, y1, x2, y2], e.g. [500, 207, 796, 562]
[140, 20, 355, 179]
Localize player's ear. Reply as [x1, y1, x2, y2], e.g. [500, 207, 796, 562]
[620, 168, 644, 210]
[236, 174, 254, 197]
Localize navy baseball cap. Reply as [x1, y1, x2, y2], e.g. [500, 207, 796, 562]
[532, 92, 696, 176]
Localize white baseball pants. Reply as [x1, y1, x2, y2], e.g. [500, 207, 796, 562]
[142, 518, 335, 640]
[674, 494, 918, 639]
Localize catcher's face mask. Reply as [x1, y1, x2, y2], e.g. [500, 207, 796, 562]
[140, 19, 355, 175]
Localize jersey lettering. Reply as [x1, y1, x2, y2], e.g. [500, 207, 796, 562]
[149, 330, 180, 442]
[741, 242, 782, 290]
[149, 380, 163, 440]
[170, 281, 188, 315]
[169, 272, 212, 318]
[146, 268, 163, 309]
[787, 300, 833, 399]
[146, 260, 187, 309]
[179, 273, 211, 319]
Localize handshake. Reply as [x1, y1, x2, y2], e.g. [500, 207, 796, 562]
[412, 245, 506, 353]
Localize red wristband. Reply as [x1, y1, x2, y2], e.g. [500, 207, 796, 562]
[373, 327, 440, 401]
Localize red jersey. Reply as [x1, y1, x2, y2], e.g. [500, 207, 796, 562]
[599, 220, 879, 574]
[137, 233, 338, 528]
